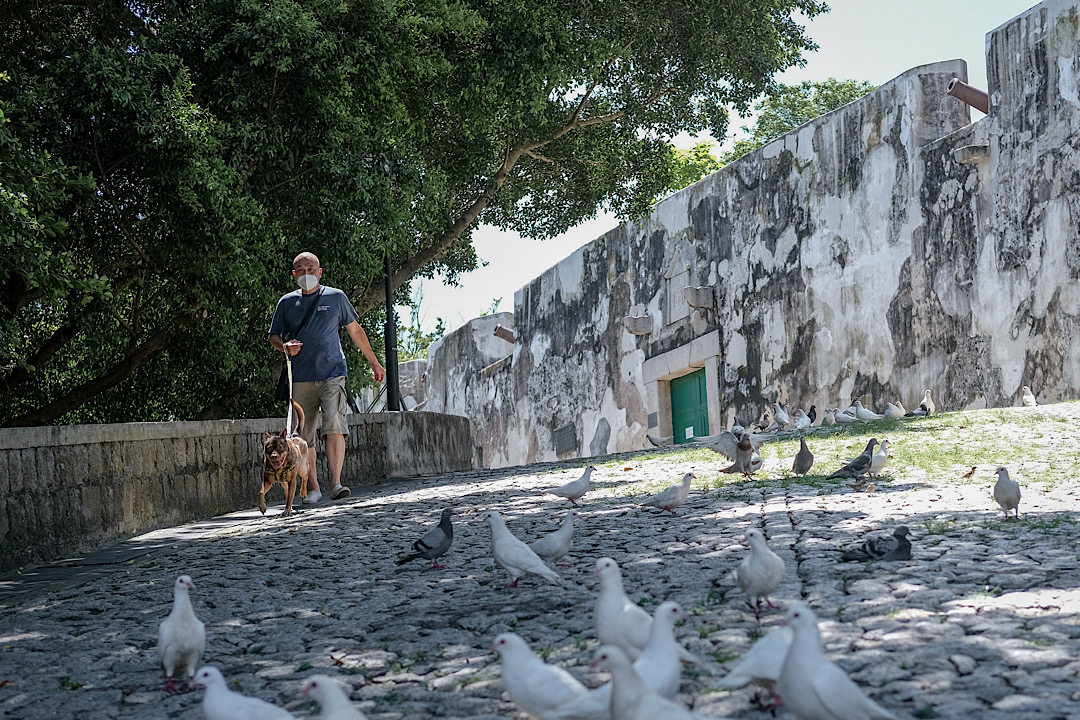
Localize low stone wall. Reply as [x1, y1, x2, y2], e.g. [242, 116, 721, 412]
[0, 411, 473, 573]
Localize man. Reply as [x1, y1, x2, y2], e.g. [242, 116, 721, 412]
[268, 252, 385, 504]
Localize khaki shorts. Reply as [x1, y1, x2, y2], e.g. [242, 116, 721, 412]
[292, 376, 349, 446]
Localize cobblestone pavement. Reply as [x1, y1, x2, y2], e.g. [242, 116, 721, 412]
[2, 406, 1080, 720]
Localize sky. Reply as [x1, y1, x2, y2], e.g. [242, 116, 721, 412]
[403, 0, 1036, 334]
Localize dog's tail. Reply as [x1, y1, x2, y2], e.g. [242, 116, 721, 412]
[289, 400, 305, 437]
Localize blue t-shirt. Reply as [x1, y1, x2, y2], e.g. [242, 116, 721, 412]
[269, 286, 359, 382]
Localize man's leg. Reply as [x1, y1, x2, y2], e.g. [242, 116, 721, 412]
[319, 376, 351, 500]
[325, 433, 346, 488]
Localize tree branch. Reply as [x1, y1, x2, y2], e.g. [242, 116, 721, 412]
[355, 143, 529, 314]
[0, 321, 83, 396]
[1, 318, 188, 427]
[353, 65, 675, 314]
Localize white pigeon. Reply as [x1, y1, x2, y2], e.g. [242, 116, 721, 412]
[894, 400, 907, 415]
[590, 646, 716, 720]
[790, 409, 811, 432]
[868, 439, 890, 477]
[993, 467, 1021, 519]
[833, 408, 859, 425]
[1021, 385, 1038, 407]
[776, 603, 897, 720]
[194, 666, 296, 720]
[594, 557, 653, 661]
[627, 601, 690, 698]
[821, 408, 836, 426]
[542, 602, 688, 720]
[716, 625, 793, 693]
[529, 510, 581, 567]
[906, 389, 935, 416]
[853, 400, 883, 422]
[773, 403, 791, 429]
[493, 632, 588, 718]
[640, 472, 694, 514]
[483, 510, 562, 587]
[300, 675, 366, 720]
[157, 575, 206, 693]
[545, 465, 597, 507]
[731, 529, 785, 610]
[883, 403, 904, 420]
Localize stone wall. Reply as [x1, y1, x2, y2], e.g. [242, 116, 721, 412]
[426, 0, 1080, 467]
[0, 412, 473, 572]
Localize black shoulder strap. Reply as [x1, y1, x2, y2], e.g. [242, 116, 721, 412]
[286, 287, 324, 340]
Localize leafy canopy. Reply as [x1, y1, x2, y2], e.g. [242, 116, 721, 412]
[0, 0, 826, 426]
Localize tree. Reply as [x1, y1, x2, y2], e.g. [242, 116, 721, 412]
[721, 78, 875, 164]
[669, 141, 725, 192]
[397, 285, 445, 362]
[1, 0, 827, 426]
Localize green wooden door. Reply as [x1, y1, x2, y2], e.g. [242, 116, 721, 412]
[670, 368, 708, 444]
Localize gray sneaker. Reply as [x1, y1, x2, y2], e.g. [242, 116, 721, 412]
[302, 489, 322, 505]
[331, 484, 351, 500]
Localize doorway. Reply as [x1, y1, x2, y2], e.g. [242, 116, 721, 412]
[670, 368, 709, 444]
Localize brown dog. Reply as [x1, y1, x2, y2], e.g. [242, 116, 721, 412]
[260, 400, 309, 515]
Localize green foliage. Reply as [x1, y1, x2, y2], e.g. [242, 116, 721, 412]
[669, 141, 723, 191]
[397, 286, 445, 362]
[721, 78, 875, 164]
[1, 0, 826, 424]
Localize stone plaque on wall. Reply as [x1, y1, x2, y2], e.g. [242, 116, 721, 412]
[554, 423, 577, 456]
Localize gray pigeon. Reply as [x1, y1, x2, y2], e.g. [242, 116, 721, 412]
[792, 436, 814, 476]
[827, 439, 878, 479]
[646, 434, 674, 447]
[993, 467, 1021, 519]
[396, 508, 453, 568]
[841, 526, 912, 562]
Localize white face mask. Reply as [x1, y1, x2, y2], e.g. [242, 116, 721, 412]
[296, 273, 319, 292]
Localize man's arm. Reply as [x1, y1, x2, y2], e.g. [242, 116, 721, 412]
[345, 321, 386, 382]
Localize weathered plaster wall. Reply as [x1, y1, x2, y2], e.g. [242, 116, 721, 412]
[426, 0, 1080, 467]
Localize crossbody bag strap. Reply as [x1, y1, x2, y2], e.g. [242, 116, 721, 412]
[288, 286, 325, 340]
[282, 287, 324, 414]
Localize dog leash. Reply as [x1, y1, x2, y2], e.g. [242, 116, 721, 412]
[284, 348, 295, 432]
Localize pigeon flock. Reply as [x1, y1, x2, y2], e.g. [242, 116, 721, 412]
[76, 386, 1056, 720]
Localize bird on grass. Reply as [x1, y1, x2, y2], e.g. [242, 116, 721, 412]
[792, 436, 814, 476]
[868, 439, 890, 478]
[827, 439, 878, 480]
[906, 390, 935, 417]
